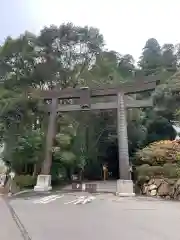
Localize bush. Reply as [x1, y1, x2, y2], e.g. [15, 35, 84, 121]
[163, 163, 180, 178]
[136, 164, 164, 178]
[14, 175, 36, 189]
[137, 175, 150, 185]
[135, 140, 180, 166]
[150, 166, 164, 177]
[136, 164, 151, 176]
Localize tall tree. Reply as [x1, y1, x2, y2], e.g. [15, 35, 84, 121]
[0, 23, 105, 175]
[161, 43, 177, 73]
[139, 38, 162, 76]
[118, 54, 135, 79]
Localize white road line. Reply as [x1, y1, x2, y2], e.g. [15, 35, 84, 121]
[34, 195, 57, 204]
[82, 196, 96, 204]
[33, 195, 64, 204]
[34, 195, 96, 205]
[74, 196, 86, 205]
[42, 195, 64, 204]
[64, 196, 96, 205]
[64, 196, 85, 205]
[64, 199, 79, 205]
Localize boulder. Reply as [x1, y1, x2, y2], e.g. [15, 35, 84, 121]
[172, 179, 180, 199]
[165, 195, 171, 200]
[149, 184, 157, 191]
[142, 184, 148, 194]
[158, 181, 169, 196]
[150, 189, 157, 196]
[154, 178, 163, 188]
[148, 179, 155, 185]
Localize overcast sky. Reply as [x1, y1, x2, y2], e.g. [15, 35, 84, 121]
[1, 0, 180, 60]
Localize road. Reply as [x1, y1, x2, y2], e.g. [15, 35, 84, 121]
[0, 197, 23, 240]
[2, 192, 180, 240]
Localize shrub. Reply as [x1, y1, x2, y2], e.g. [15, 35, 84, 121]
[136, 164, 164, 178]
[135, 140, 180, 166]
[14, 175, 36, 189]
[150, 166, 164, 177]
[136, 164, 151, 176]
[137, 175, 150, 185]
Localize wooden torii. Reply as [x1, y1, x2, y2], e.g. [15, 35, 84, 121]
[33, 76, 159, 194]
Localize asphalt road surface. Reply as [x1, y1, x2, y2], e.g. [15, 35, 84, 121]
[2, 192, 180, 240]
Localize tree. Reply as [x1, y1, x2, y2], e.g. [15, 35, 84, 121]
[34, 23, 104, 89]
[161, 44, 177, 73]
[153, 70, 180, 120]
[144, 115, 176, 144]
[0, 23, 105, 177]
[2, 129, 44, 175]
[139, 38, 162, 76]
[118, 54, 135, 79]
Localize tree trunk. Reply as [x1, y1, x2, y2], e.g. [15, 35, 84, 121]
[33, 164, 37, 177]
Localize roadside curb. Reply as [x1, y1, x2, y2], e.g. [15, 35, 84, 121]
[11, 190, 34, 197]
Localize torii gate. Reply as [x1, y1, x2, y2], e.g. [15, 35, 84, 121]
[33, 76, 159, 196]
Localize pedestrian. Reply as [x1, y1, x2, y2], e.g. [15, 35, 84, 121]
[102, 163, 108, 181]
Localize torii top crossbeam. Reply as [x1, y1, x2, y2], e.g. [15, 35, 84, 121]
[34, 76, 159, 101]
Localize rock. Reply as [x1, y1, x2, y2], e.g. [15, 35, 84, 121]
[158, 181, 169, 196]
[137, 176, 180, 199]
[172, 179, 180, 199]
[148, 179, 155, 185]
[142, 184, 148, 194]
[176, 194, 180, 201]
[150, 189, 157, 196]
[166, 178, 177, 185]
[174, 178, 180, 188]
[154, 178, 163, 188]
[169, 185, 174, 197]
[149, 184, 157, 190]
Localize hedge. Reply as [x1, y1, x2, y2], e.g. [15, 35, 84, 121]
[136, 163, 180, 179]
[14, 175, 37, 189]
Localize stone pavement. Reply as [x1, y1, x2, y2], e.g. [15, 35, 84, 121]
[8, 192, 180, 240]
[0, 197, 22, 240]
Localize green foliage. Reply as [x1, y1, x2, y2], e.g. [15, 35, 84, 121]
[14, 175, 36, 189]
[153, 71, 180, 120]
[55, 133, 72, 148]
[163, 163, 179, 178]
[136, 163, 180, 179]
[161, 44, 177, 72]
[144, 115, 176, 144]
[139, 38, 162, 75]
[2, 129, 44, 174]
[136, 164, 152, 176]
[135, 140, 180, 166]
[60, 151, 76, 164]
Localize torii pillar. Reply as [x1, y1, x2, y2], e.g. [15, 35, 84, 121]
[116, 93, 134, 196]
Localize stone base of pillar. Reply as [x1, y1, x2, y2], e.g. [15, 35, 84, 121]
[34, 175, 52, 192]
[116, 179, 135, 197]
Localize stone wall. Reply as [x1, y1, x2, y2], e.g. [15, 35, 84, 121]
[138, 178, 180, 200]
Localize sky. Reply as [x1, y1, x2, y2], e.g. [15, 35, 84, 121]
[1, 0, 180, 60]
